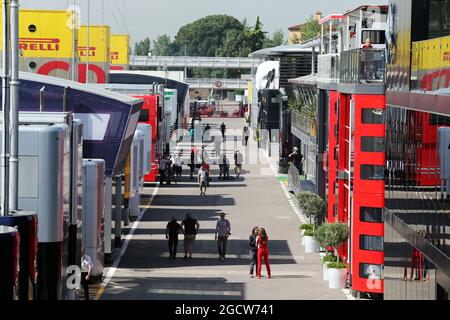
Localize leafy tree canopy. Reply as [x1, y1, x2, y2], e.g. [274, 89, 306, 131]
[152, 34, 176, 56]
[174, 15, 244, 57]
[301, 15, 321, 43]
[134, 37, 151, 56]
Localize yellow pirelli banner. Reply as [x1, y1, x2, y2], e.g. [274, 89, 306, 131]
[0, 8, 78, 59]
[78, 25, 110, 63]
[0, 7, 78, 80]
[110, 34, 129, 69]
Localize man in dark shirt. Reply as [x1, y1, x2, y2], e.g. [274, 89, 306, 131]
[166, 216, 182, 259]
[220, 122, 226, 141]
[181, 213, 200, 259]
[288, 147, 304, 175]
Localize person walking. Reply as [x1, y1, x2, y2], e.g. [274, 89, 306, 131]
[198, 165, 208, 195]
[222, 154, 230, 180]
[234, 149, 243, 178]
[190, 148, 196, 179]
[249, 226, 259, 278]
[215, 212, 231, 260]
[181, 213, 200, 259]
[80, 249, 93, 300]
[220, 122, 226, 141]
[243, 127, 250, 146]
[256, 228, 271, 279]
[203, 123, 212, 142]
[189, 125, 195, 144]
[172, 153, 183, 183]
[166, 216, 182, 259]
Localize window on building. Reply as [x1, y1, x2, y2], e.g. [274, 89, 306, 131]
[360, 164, 384, 180]
[360, 207, 383, 223]
[138, 109, 149, 122]
[361, 136, 385, 152]
[428, 0, 450, 39]
[360, 235, 384, 251]
[361, 30, 386, 44]
[361, 108, 384, 124]
[359, 263, 383, 279]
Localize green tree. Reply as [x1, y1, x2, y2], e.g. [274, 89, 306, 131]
[134, 37, 151, 56]
[174, 15, 244, 57]
[152, 34, 175, 56]
[263, 29, 287, 48]
[301, 15, 321, 43]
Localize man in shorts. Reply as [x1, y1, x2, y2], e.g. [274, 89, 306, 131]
[198, 165, 208, 195]
[181, 213, 200, 259]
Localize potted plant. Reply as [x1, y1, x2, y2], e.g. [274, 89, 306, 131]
[325, 223, 349, 289]
[314, 224, 335, 280]
[322, 254, 338, 281]
[302, 194, 325, 253]
[296, 192, 316, 246]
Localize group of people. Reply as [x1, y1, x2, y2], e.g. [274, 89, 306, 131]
[249, 226, 271, 279]
[166, 213, 200, 260]
[165, 213, 271, 279]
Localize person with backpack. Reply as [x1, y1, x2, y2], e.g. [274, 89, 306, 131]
[256, 228, 271, 279]
[214, 212, 231, 260]
[249, 226, 259, 278]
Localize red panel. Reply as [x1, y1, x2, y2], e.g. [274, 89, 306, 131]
[327, 90, 338, 223]
[133, 94, 160, 183]
[351, 94, 385, 294]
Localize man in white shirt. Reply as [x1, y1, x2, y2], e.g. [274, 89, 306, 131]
[172, 153, 183, 182]
[81, 248, 93, 300]
[215, 212, 231, 260]
[198, 166, 208, 195]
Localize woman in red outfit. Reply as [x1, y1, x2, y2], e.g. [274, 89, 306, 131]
[256, 228, 271, 279]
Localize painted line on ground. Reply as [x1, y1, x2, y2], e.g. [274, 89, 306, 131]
[94, 183, 160, 300]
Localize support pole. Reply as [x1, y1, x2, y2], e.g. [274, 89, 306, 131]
[63, 87, 69, 112]
[71, 0, 76, 81]
[114, 174, 122, 248]
[39, 86, 45, 112]
[85, 0, 90, 84]
[1, 0, 10, 217]
[9, 0, 20, 210]
[104, 176, 112, 261]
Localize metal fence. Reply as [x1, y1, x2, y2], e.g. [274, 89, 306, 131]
[288, 163, 301, 194]
[318, 53, 340, 82]
[339, 48, 385, 84]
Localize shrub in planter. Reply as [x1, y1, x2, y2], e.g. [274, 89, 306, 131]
[303, 228, 320, 253]
[299, 224, 313, 236]
[300, 225, 314, 245]
[299, 224, 314, 230]
[295, 191, 316, 211]
[322, 255, 338, 264]
[325, 223, 349, 289]
[327, 261, 347, 269]
[303, 194, 325, 226]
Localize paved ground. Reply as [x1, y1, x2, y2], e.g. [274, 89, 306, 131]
[98, 118, 347, 300]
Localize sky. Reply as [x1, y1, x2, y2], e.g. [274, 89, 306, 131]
[20, 0, 388, 46]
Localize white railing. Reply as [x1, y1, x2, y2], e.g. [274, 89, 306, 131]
[185, 78, 249, 89]
[129, 55, 265, 69]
